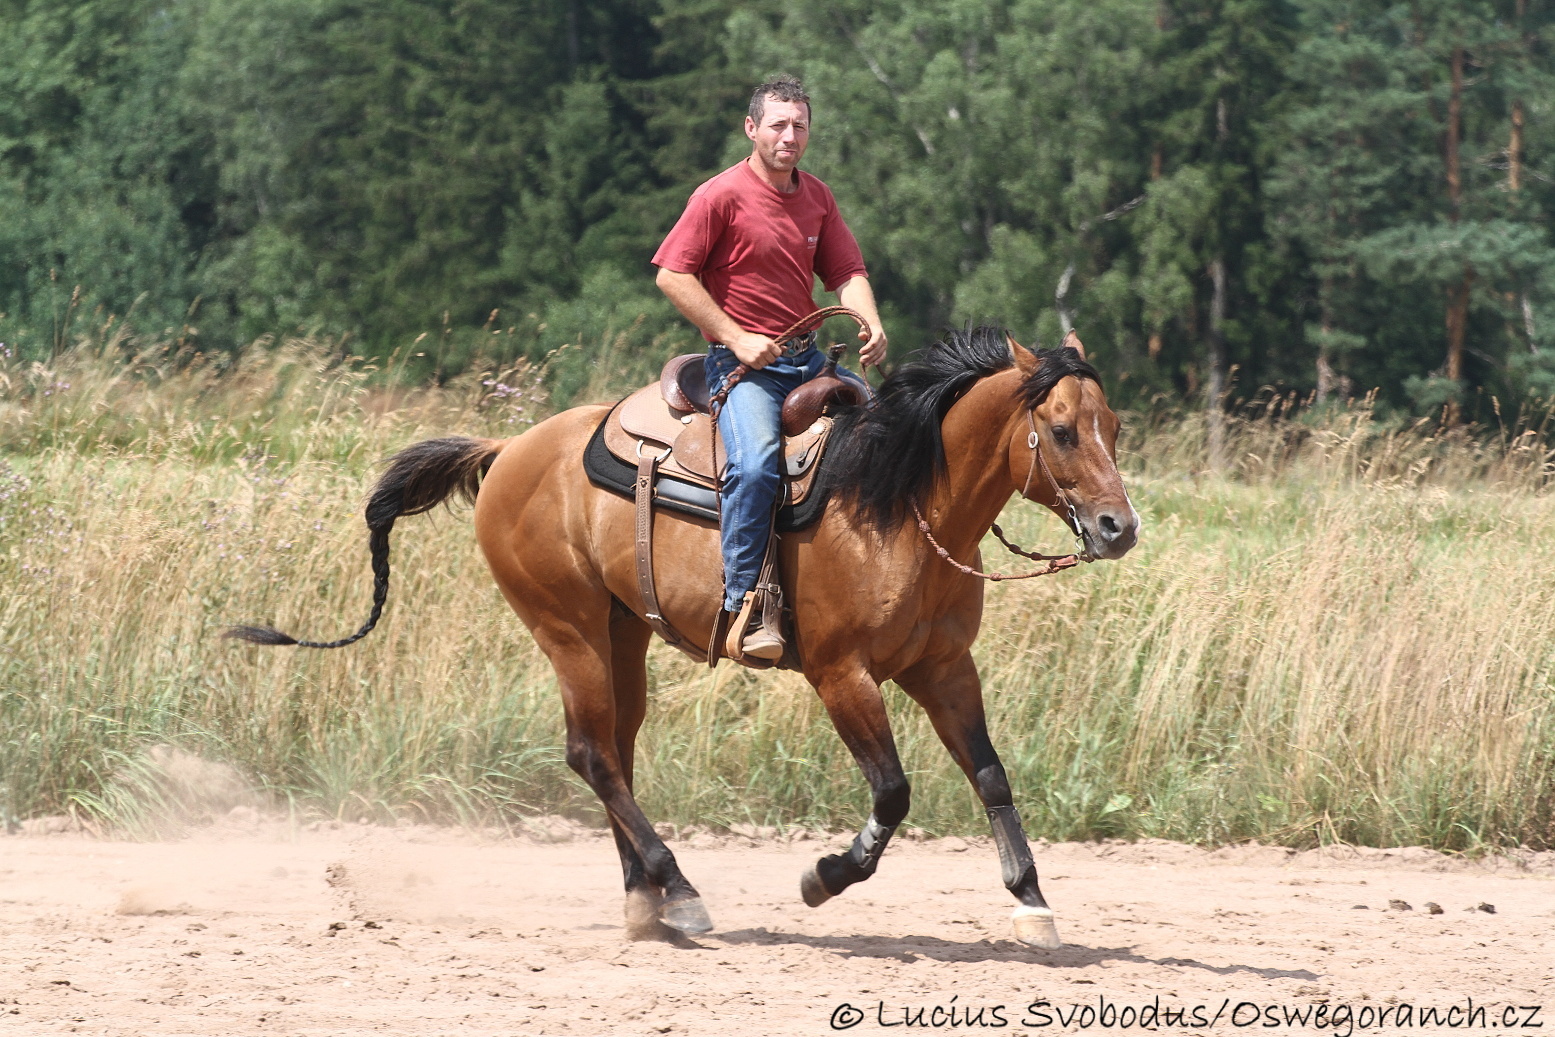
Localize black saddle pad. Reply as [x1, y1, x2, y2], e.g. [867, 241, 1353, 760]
[582, 401, 832, 532]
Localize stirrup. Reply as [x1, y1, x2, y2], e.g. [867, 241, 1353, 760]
[726, 591, 783, 661]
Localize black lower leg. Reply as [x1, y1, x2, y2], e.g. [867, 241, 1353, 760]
[569, 741, 696, 904]
[607, 808, 695, 903]
[987, 804, 1048, 908]
[814, 813, 897, 897]
[610, 820, 653, 894]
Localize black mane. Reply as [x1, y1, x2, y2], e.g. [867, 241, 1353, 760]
[820, 326, 1099, 532]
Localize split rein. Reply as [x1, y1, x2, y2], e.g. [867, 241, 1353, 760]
[911, 413, 1088, 582]
[911, 501, 1082, 581]
[707, 306, 872, 418]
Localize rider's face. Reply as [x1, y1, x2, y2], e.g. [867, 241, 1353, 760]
[745, 99, 810, 178]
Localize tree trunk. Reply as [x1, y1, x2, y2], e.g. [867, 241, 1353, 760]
[1446, 45, 1463, 217]
[1147, 143, 1164, 360]
[1509, 100, 1524, 194]
[1316, 277, 1336, 404]
[1445, 265, 1474, 423]
[566, 0, 580, 69]
[1055, 264, 1075, 337]
[1443, 43, 1466, 424]
[1511, 102, 1533, 349]
[1512, 0, 1530, 347]
[1207, 257, 1227, 469]
[1445, 268, 1474, 384]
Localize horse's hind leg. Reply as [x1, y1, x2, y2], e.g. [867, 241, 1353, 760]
[605, 603, 681, 940]
[799, 668, 912, 907]
[541, 611, 713, 935]
[896, 652, 1061, 949]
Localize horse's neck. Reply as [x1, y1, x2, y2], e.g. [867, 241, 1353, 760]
[921, 370, 1024, 560]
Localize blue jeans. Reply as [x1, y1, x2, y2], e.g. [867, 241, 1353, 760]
[705, 346, 866, 612]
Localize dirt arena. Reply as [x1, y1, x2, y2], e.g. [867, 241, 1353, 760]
[2, 818, 1551, 1036]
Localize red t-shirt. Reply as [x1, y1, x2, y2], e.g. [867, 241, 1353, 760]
[652, 160, 868, 342]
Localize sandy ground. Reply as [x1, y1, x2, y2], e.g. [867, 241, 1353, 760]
[2, 819, 1552, 1036]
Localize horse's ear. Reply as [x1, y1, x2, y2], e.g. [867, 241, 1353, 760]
[1062, 329, 1087, 360]
[1007, 334, 1038, 373]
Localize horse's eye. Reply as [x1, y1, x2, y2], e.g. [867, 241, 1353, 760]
[1052, 425, 1072, 446]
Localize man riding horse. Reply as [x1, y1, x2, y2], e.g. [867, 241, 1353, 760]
[228, 77, 1141, 948]
[653, 75, 887, 662]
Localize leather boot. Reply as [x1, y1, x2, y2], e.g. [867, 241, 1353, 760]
[724, 502, 786, 663]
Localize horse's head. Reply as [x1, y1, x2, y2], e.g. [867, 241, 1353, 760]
[1007, 332, 1138, 561]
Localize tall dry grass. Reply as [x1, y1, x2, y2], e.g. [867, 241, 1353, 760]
[1, 335, 1552, 849]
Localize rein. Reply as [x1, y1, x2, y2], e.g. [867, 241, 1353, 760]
[911, 500, 1082, 581]
[708, 306, 872, 418]
[912, 409, 1087, 582]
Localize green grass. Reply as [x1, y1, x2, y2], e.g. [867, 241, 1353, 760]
[1, 333, 1552, 849]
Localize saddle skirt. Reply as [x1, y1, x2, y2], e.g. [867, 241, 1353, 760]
[585, 374, 838, 531]
[605, 383, 831, 498]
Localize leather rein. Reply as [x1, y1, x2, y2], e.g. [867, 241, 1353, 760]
[707, 306, 872, 418]
[911, 411, 1088, 582]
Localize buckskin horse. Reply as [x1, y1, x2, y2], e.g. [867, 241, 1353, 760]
[228, 325, 1139, 948]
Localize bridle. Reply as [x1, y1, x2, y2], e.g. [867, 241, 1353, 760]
[1021, 409, 1083, 540]
[911, 403, 1090, 582]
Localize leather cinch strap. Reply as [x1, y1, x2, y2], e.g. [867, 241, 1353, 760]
[635, 450, 707, 661]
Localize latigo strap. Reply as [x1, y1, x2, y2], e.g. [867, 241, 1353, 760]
[635, 449, 707, 661]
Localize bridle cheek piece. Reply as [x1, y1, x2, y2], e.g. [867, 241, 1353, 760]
[911, 407, 1091, 583]
[1022, 410, 1084, 543]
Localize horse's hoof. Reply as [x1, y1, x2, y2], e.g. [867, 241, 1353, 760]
[800, 865, 832, 907]
[659, 896, 714, 934]
[624, 888, 678, 942]
[1012, 905, 1061, 949]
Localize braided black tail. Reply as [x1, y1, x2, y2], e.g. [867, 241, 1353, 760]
[225, 436, 504, 649]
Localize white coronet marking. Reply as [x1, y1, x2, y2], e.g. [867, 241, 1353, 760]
[1011, 905, 1062, 949]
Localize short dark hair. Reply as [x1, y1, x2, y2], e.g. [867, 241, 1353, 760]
[749, 75, 811, 124]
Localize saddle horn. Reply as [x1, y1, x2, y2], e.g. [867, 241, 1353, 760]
[780, 342, 867, 436]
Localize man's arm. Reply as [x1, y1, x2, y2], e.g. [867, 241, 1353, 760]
[655, 268, 783, 369]
[835, 275, 888, 368]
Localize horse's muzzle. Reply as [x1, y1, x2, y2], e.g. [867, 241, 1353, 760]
[1082, 506, 1138, 561]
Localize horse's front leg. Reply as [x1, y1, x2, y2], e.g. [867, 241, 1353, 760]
[800, 667, 912, 907]
[896, 652, 1061, 949]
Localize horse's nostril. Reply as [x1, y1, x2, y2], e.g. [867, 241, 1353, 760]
[1100, 514, 1119, 535]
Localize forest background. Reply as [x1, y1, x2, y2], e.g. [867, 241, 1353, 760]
[3, 0, 1554, 416]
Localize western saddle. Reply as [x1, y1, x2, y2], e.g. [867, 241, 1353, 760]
[587, 346, 865, 669]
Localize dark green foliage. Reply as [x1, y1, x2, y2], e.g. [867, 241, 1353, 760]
[0, 0, 215, 344]
[1, 0, 1553, 412]
[1268, 0, 1555, 410]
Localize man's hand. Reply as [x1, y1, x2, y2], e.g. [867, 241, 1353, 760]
[857, 324, 888, 368]
[728, 331, 783, 369]
[836, 275, 888, 369]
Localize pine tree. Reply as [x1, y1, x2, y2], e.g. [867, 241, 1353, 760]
[1141, 0, 1296, 444]
[0, 0, 215, 349]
